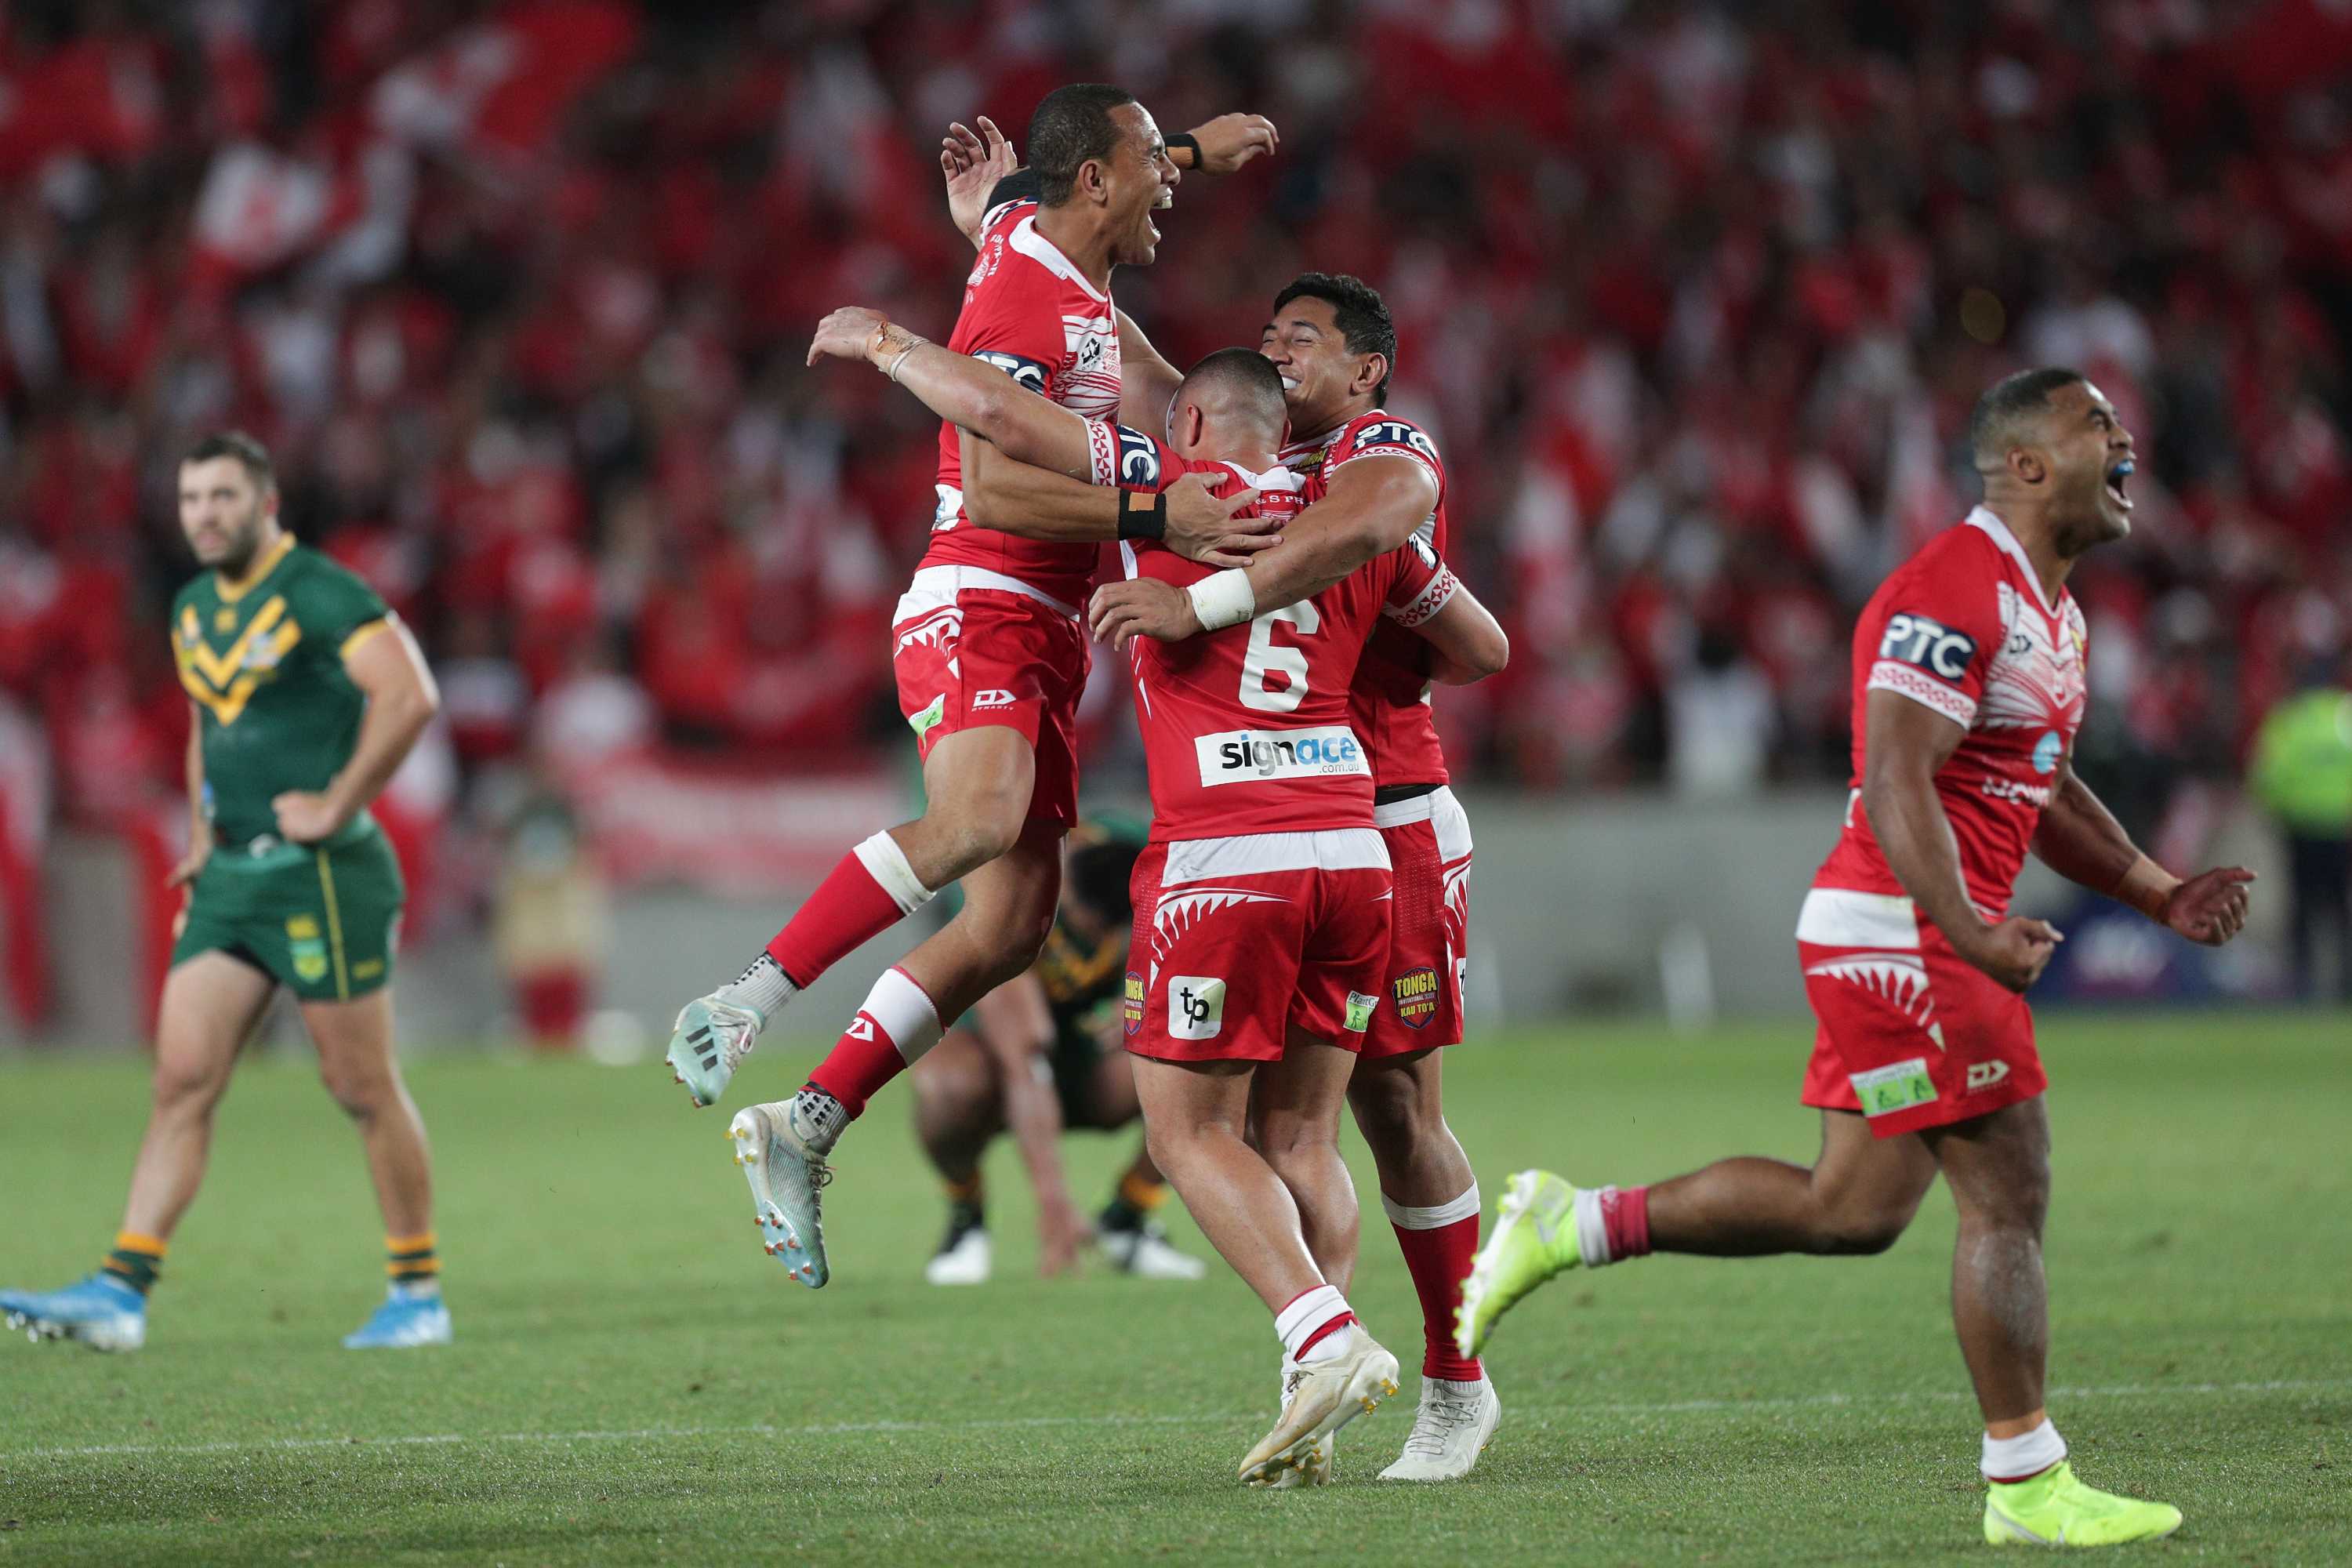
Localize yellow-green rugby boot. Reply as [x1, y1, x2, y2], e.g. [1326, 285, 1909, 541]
[1453, 1170, 1582, 1360]
[1984, 1462, 2183, 1546]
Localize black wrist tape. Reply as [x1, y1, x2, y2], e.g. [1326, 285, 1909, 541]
[1165, 132, 1201, 168]
[1117, 487, 1168, 541]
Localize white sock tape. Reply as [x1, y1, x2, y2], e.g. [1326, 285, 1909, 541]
[1382, 1181, 1481, 1231]
[1982, 1418, 2067, 1481]
[862, 966, 943, 1065]
[854, 831, 935, 914]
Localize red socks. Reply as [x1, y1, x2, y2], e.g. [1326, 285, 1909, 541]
[805, 966, 943, 1120]
[765, 832, 934, 989]
[1384, 1186, 1484, 1381]
[1599, 1184, 1652, 1261]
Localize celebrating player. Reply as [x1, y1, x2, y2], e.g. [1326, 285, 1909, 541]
[801, 306, 1506, 1479]
[1455, 371, 2257, 1548]
[1, 433, 446, 1352]
[661, 86, 1279, 1291]
[913, 815, 1207, 1286]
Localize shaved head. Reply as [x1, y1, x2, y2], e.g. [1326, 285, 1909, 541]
[1178, 347, 1288, 443]
[1969, 367, 2088, 474]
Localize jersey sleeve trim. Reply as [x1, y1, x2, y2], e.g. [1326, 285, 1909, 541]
[1329, 442, 1441, 492]
[339, 617, 392, 662]
[1384, 565, 1461, 630]
[1084, 420, 1119, 487]
[1866, 660, 1976, 728]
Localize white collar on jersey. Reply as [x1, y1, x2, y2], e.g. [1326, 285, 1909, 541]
[1218, 460, 1306, 492]
[1962, 505, 2063, 618]
[1006, 215, 1109, 303]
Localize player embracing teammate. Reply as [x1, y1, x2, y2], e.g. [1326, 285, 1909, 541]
[1457, 371, 2257, 1548]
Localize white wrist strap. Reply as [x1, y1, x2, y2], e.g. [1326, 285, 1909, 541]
[1187, 568, 1256, 632]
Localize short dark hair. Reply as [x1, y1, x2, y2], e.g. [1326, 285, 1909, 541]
[182, 430, 277, 492]
[1969, 368, 2085, 466]
[1029, 84, 1138, 208]
[1272, 272, 1397, 404]
[1181, 347, 1289, 434]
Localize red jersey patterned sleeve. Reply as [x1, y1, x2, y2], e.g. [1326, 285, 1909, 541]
[1381, 534, 1459, 630]
[1080, 423, 1184, 492]
[1860, 551, 2006, 731]
[1327, 412, 1445, 499]
[949, 207, 1066, 397]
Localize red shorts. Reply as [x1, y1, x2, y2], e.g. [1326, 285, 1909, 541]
[1123, 829, 1393, 1064]
[1363, 786, 1472, 1056]
[891, 568, 1089, 827]
[1795, 887, 2048, 1138]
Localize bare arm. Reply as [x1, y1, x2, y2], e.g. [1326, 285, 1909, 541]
[969, 972, 1087, 1276]
[1859, 688, 2060, 993]
[1116, 310, 1182, 435]
[942, 112, 1278, 248]
[169, 703, 209, 887]
[1410, 578, 1510, 684]
[273, 617, 439, 844]
[1244, 456, 1437, 618]
[808, 307, 1094, 475]
[2032, 755, 2253, 944]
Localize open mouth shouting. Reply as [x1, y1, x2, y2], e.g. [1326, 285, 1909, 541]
[2104, 457, 2134, 510]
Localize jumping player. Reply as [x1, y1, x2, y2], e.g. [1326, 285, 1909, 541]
[913, 816, 1207, 1286]
[662, 88, 1278, 1290]
[2, 433, 445, 1352]
[798, 314, 1506, 1479]
[1454, 371, 2256, 1548]
[1087, 274, 1501, 1481]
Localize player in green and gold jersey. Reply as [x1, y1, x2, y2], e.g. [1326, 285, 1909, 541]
[910, 818, 1206, 1285]
[1, 433, 446, 1352]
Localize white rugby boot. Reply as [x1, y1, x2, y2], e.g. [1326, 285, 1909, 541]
[1377, 1374, 1501, 1481]
[1238, 1329, 1399, 1485]
[1099, 1219, 1207, 1280]
[725, 1091, 842, 1288]
[1265, 1363, 1334, 1489]
[666, 994, 765, 1108]
[924, 1221, 991, 1286]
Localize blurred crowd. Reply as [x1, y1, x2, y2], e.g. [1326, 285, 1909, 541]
[2, 0, 2349, 896]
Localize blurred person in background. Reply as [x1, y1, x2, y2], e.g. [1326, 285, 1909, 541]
[492, 782, 608, 1054]
[1, 434, 446, 1352]
[910, 817, 1204, 1286]
[2249, 655, 2352, 1000]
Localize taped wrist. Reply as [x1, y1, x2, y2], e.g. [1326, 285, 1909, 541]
[1117, 487, 1167, 541]
[2114, 854, 2180, 921]
[1164, 132, 1202, 169]
[1186, 568, 1256, 633]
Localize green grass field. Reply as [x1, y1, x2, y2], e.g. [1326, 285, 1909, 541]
[2, 1014, 2346, 1566]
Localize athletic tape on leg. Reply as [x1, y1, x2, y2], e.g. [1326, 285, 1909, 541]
[1382, 1182, 1481, 1231]
[865, 966, 944, 1065]
[853, 832, 935, 914]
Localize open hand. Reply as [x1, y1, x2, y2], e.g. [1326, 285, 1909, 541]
[2162, 866, 2255, 946]
[942, 115, 1019, 245]
[1038, 1198, 1087, 1278]
[1187, 114, 1279, 174]
[1089, 578, 1203, 649]
[806, 306, 888, 368]
[1164, 472, 1277, 568]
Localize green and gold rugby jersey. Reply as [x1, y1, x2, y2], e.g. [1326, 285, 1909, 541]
[171, 535, 394, 845]
[1036, 915, 1130, 1070]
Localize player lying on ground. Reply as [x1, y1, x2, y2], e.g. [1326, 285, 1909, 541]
[936, 118, 1504, 1481]
[800, 325, 1505, 1480]
[1457, 371, 2255, 1548]
[2, 433, 447, 1352]
[661, 85, 1279, 1287]
[912, 816, 1205, 1284]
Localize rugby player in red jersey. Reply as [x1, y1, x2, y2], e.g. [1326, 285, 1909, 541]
[1087, 274, 1503, 1480]
[803, 310, 1508, 1483]
[1456, 371, 2256, 1549]
[662, 87, 1279, 1290]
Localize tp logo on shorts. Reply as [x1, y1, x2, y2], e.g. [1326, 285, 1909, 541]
[1344, 991, 1378, 1033]
[1392, 967, 1439, 1029]
[972, 688, 1017, 710]
[1122, 971, 1144, 1038]
[285, 915, 328, 984]
[1850, 1057, 1936, 1118]
[909, 694, 946, 742]
[1966, 1060, 2011, 1092]
[1167, 975, 1225, 1040]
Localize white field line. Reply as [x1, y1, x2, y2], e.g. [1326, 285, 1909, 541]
[8, 1377, 2347, 1463]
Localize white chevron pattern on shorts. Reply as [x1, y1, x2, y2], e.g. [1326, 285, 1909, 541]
[1147, 887, 1287, 987]
[1803, 949, 1945, 1047]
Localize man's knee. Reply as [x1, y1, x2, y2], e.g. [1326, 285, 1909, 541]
[920, 783, 1033, 880]
[318, 1059, 396, 1120]
[151, 1054, 231, 1119]
[1812, 1200, 1918, 1256]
